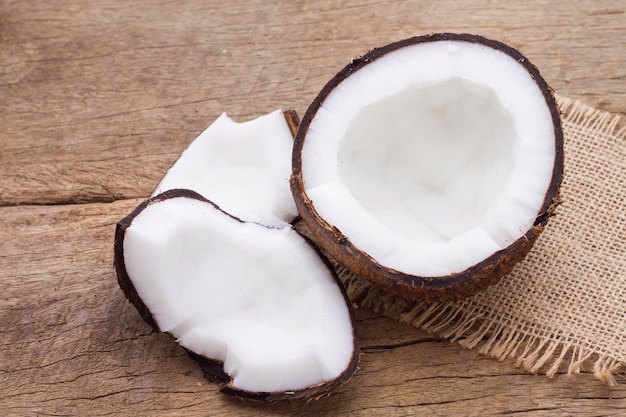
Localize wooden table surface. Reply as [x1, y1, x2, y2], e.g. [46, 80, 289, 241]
[2, 1, 625, 415]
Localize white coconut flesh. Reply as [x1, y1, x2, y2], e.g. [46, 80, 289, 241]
[154, 110, 298, 227]
[300, 40, 557, 277]
[122, 195, 355, 393]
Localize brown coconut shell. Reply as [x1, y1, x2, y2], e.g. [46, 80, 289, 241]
[291, 33, 564, 302]
[114, 188, 360, 401]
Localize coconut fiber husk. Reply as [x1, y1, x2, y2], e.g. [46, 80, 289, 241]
[337, 96, 626, 385]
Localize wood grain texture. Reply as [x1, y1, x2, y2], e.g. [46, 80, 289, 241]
[1, 201, 625, 416]
[1, 0, 625, 415]
[1, 0, 624, 206]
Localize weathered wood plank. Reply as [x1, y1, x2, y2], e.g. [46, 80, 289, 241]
[1, 1, 625, 415]
[1, 200, 625, 416]
[1, 0, 624, 206]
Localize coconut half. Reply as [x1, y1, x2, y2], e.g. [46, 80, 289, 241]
[115, 190, 359, 401]
[291, 33, 564, 301]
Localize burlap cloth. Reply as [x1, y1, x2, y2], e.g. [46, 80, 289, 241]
[337, 96, 626, 385]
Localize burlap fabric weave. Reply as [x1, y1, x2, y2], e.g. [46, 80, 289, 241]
[337, 96, 626, 385]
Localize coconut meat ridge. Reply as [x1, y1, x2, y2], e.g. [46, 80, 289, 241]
[123, 196, 355, 393]
[301, 40, 556, 277]
[154, 110, 298, 227]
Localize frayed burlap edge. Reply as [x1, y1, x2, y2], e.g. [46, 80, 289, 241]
[341, 267, 622, 386]
[335, 97, 625, 385]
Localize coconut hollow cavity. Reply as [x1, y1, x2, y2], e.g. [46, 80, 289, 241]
[115, 190, 359, 401]
[291, 33, 564, 301]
